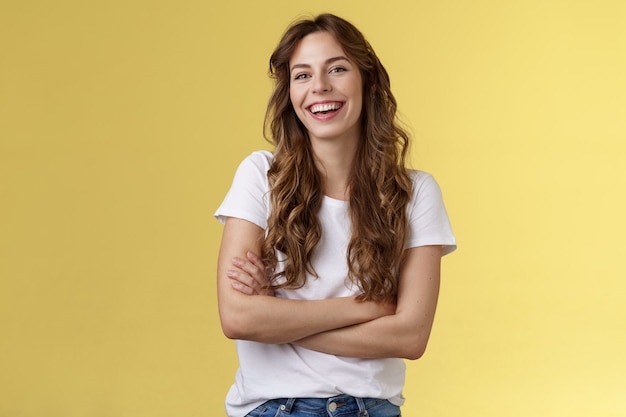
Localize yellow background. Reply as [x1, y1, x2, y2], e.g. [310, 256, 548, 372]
[1, 1, 625, 416]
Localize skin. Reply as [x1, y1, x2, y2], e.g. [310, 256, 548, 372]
[217, 218, 396, 344]
[217, 31, 443, 360]
[228, 244, 442, 360]
[289, 30, 363, 200]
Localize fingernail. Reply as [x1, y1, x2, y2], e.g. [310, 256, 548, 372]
[232, 258, 242, 266]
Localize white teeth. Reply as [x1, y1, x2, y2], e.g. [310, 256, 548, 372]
[310, 103, 341, 114]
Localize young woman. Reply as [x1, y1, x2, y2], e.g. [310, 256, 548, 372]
[215, 13, 456, 417]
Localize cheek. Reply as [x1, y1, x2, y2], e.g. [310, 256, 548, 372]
[288, 87, 294, 103]
[289, 88, 307, 119]
[345, 78, 363, 103]
[350, 84, 364, 115]
[289, 85, 302, 105]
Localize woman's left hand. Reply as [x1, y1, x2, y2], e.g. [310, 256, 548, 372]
[227, 251, 274, 296]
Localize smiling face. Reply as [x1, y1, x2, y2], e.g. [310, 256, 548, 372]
[289, 31, 363, 147]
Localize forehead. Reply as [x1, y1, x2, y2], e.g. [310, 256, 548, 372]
[289, 31, 348, 66]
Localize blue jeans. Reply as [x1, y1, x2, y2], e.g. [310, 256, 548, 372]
[244, 395, 401, 417]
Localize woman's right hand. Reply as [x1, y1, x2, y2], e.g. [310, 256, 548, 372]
[227, 252, 395, 324]
[227, 251, 274, 296]
[228, 251, 397, 318]
[218, 217, 392, 343]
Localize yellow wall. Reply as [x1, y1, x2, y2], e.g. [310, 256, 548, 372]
[1, 1, 624, 416]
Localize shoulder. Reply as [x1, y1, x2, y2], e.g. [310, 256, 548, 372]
[407, 169, 440, 196]
[405, 169, 448, 213]
[215, 150, 274, 228]
[408, 169, 432, 184]
[239, 150, 274, 172]
[231, 150, 274, 181]
[248, 149, 274, 164]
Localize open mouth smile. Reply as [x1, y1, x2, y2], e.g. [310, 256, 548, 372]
[308, 102, 344, 115]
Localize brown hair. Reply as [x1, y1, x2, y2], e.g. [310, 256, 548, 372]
[262, 13, 412, 301]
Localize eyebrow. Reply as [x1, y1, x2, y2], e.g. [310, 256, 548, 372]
[290, 56, 350, 73]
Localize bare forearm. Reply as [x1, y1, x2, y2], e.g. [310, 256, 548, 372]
[293, 313, 433, 360]
[218, 218, 394, 344]
[219, 291, 389, 344]
[299, 245, 443, 360]
[293, 245, 443, 361]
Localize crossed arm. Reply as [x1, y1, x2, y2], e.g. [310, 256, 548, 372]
[217, 217, 442, 360]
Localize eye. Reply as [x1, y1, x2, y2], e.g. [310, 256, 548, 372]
[293, 73, 310, 80]
[330, 66, 347, 74]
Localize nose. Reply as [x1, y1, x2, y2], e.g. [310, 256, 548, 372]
[312, 74, 331, 93]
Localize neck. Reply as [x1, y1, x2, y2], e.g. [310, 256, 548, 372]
[310, 137, 358, 201]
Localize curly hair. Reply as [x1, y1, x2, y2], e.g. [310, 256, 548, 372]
[262, 13, 412, 302]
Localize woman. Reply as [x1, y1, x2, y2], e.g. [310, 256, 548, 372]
[215, 13, 456, 417]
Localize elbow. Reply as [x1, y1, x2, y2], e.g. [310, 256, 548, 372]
[219, 307, 252, 340]
[221, 320, 242, 340]
[404, 345, 427, 361]
[401, 334, 430, 361]
[218, 289, 262, 340]
[221, 315, 282, 343]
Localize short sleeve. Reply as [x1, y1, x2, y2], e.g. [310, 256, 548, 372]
[214, 151, 273, 230]
[405, 171, 457, 255]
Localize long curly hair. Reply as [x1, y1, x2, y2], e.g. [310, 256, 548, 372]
[262, 13, 412, 302]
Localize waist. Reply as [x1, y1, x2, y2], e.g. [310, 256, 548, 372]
[261, 395, 400, 415]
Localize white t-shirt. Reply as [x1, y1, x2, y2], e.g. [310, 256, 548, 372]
[215, 150, 456, 417]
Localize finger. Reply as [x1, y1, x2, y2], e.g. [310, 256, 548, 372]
[246, 251, 272, 286]
[246, 251, 265, 270]
[230, 280, 255, 295]
[230, 275, 273, 297]
[226, 269, 259, 292]
[232, 256, 268, 288]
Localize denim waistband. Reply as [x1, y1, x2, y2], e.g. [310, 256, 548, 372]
[264, 395, 392, 416]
